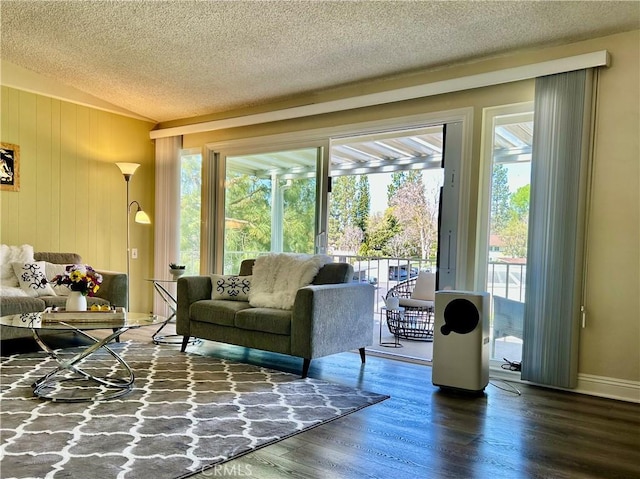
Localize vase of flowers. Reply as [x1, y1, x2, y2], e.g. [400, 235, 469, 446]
[169, 263, 186, 280]
[51, 265, 103, 311]
[65, 291, 87, 312]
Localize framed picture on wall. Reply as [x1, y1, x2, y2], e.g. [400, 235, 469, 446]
[0, 142, 20, 192]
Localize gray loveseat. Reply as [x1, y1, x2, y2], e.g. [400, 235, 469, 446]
[177, 259, 374, 377]
[0, 252, 127, 340]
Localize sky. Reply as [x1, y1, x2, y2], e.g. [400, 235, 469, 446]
[369, 173, 391, 214]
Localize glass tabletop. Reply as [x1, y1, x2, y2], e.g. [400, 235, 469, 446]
[0, 311, 166, 330]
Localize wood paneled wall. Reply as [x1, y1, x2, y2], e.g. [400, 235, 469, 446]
[1, 87, 156, 312]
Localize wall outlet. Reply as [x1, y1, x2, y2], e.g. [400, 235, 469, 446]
[131, 248, 138, 259]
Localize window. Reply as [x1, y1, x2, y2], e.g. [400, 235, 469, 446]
[179, 150, 202, 274]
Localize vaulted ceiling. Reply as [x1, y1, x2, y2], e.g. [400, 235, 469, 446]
[1, 1, 638, 123]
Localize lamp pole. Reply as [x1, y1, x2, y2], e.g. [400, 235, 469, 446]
[125, 175, 132, 310]
[116, 162, 141, 311]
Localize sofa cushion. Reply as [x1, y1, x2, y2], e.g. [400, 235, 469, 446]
[191, 300, 252, 327]
[399, 298, 434, 309]
[234, 307, 292, 335]
[313, 262, 353, 285]
[0, 296, 45, 315]
[34, 252, 83, 264]
[210, 274, 251, 301]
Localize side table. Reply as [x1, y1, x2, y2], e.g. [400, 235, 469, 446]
[146, 278, 199, 346]
[380, 306, 404, 348]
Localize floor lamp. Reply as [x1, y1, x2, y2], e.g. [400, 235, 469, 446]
[116, 162, 151, 311]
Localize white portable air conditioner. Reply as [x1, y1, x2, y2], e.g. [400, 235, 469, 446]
[432, 290, 490, 393]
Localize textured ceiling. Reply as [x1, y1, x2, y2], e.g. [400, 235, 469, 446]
[1, 0, 639, 123]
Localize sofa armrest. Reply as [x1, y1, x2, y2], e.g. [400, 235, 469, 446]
[290, 283, 374, 359]
[176, 276, 213, 336]
[94, 270, 127, 308]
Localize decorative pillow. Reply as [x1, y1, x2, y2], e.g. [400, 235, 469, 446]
[411, 271, 436, 301]
[11, 261, 56, 297]
[1, 244, 35, 287]
[44, 262, 73, 296]
[211, 274, 252, 301]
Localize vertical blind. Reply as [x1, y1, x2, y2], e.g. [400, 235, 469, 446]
[521, 69, 593, 388]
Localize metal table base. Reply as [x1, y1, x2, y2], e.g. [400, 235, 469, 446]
[31, 325, 135, 402]
[148, 278, 200, 346]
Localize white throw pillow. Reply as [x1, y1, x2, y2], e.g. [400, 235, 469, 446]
[0, 285, 30, 297]
[44, 262, 72, 296]
[211, 274, 252, 301]
[249, 253, 332, 310]
[11, 261, 56, 297]
[1, 244, 35, 287]
[411, 271, 436, 301]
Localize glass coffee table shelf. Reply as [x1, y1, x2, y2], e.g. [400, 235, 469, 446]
[0, 311, 165, 402]
[146, 278, 200, 346]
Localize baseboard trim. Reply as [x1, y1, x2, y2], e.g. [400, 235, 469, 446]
[575, 374, 640, 403]
[489, 367, 640, 403]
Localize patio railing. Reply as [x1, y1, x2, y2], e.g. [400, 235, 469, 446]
[220, 251, 526, 311]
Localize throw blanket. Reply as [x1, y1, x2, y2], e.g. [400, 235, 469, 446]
[249, 253, 332, 309]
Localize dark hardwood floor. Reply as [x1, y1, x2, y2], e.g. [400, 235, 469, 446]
[2, 327, 639, 479]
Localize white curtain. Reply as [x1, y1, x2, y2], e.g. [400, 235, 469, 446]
[153, 136, 182, 316]
[521, 69, 594, 388]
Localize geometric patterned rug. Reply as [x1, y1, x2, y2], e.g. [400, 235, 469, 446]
[0, 341, 388, 479]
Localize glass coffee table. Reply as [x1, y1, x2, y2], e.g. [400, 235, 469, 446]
[0, 311, 165, 402]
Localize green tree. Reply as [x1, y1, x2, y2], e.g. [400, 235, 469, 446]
[283, 178, 316, 253]
[360, 210, 400, 256]
[355, 176, 370, 233]
[384, 170, 440, 260]
[510, 184, 530, 220]
[329, 176, 359, 252]
[224, 173, 272, 271]
[501, 184, 530, 258]
[389, 178, 438, 259]
[179, 155, 202, 273]
[387, 170, 423, 202]
[491, 164, 511, 235]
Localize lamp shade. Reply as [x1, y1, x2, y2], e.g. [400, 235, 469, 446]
[116, 162, 141, 177]
[135, 209, 151, 224]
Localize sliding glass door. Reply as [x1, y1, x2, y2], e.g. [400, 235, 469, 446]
[480, 103, 533, 364]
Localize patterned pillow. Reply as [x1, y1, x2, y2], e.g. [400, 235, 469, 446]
[211, 274, 251, 301]
[11, 261, 56, 297]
